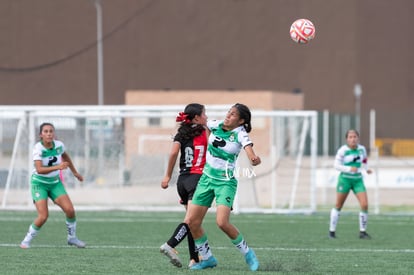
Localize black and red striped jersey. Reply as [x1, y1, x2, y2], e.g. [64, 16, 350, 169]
[174, 129, 207, 175]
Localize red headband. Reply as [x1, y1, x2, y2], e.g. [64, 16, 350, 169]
[176, 112, 191, 124]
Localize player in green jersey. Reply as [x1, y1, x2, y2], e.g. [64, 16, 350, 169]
[329, 129, 373, 239]
[185, 103, 261, 271]
[20, 123, 85, 248]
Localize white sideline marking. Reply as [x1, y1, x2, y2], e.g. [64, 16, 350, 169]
[1, 243, 414, 253]
[1, 215, 413, 225]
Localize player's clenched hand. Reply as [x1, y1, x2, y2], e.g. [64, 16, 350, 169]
[161, 176, 170, 189]
[251, 156, 261, 166]
[59, 162, 69, 170]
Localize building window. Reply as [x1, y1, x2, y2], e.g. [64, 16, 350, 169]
[149, 117, 161, 127]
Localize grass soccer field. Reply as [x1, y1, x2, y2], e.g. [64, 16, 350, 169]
[0, 210, 413, 274]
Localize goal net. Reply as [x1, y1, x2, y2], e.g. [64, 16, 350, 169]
[0, 106, 317, 213]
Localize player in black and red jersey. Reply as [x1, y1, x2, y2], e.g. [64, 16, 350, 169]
[160, 103, 208, 268]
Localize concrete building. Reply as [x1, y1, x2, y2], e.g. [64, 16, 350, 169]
[0, 0, 413, 146]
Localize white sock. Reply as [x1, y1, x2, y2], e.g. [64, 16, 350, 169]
[359, 212, 368, 232]
[22, 224, 39, 244]
[66, 220, 77, 240]
[195, 238, 213, 260]
[329, 208, 340, 232]
[234, 239, 249, 255]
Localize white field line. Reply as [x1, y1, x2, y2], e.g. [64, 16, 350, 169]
[0, 243, 413, 254]
[0, 216, 413, 225]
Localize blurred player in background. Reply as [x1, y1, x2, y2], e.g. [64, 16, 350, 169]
[185, 103, 261, 271]
[329, 129, 373, 239]
[20, 122, 85, 248]
[160, 103, 208, 268]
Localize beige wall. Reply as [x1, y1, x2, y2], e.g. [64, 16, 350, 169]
[125, 90, 303, 110]
[124, 90, 303, 165]
[1, 1, 414, 139]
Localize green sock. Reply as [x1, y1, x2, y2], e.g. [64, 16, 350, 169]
[66, 217, 76, 223]
[31, 223, 41, 230]
[231, 233, 249, 254]
[195, 234, 212, 260]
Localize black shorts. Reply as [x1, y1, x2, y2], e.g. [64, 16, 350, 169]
[177, 173, 202, 205]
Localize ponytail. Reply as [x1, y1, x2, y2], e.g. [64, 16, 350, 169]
[233, 103, 252, 133]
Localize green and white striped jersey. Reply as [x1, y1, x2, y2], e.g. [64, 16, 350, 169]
[203, 120, 253, 181]
[32, 140, 65, 178]
[334, 144, 368, 179]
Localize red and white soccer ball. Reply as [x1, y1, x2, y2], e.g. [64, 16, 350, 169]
[290, 19, 316, 44]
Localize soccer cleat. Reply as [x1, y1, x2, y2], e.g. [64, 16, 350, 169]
[245, 249, 259, 271]
[188, 255, 202, 268]
[160, 243, 182, 268]
[359, 231, 371, 239]
[68, 237, 86, 248]
[189, 256, 217, 270]
[188, 259, 197, 268]
[329, 231, 336, 239]
[20, 241, 31, 249]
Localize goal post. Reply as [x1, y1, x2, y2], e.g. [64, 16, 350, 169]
[233, 110, 318, 213]
[0, 106, 318, 213]
[1, 115, 27, 208]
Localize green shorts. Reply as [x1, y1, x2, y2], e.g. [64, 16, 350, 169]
[31, 174, 68, 202]
[192, 174, 237, 208]
[337, 174, 366, 194]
